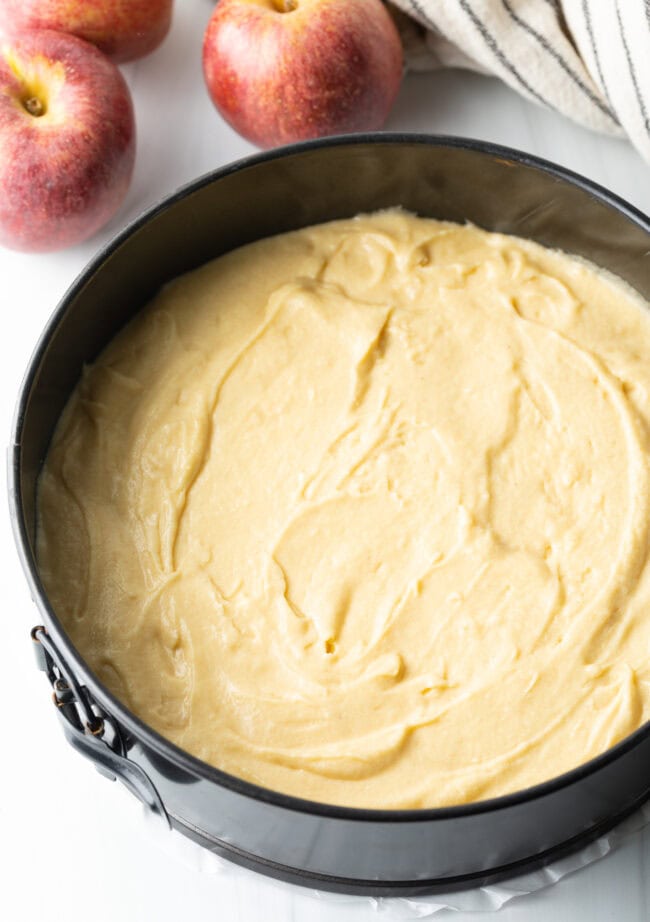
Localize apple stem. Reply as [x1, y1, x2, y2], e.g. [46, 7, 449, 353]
[274, 0, 298, 11]
[23, 96, 45, 117]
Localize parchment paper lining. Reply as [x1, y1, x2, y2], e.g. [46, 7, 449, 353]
[142, 799, 650, 916]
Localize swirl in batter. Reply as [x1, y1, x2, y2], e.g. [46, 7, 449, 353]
[38, 211, 650, 808]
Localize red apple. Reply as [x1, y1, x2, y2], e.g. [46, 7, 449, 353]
[202, 0, 403, 148]
[0, 30, 136, 252]
[0, 0, 173, 64]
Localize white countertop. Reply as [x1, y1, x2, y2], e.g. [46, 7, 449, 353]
[2, 2, 649, 919]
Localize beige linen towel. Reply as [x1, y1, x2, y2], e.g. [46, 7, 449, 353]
[390, 0, 650, 163]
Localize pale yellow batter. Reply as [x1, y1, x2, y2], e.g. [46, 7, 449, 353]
[38, 211, 650, 808]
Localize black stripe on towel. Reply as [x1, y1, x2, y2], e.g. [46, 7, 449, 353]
[457, 0, 550, 107]
[500, 0, 616, 123]
[616, 0, 650, 135]
[407, 0, 427, 19]
[582, 0, 613, 109]
[407, 0, 442, 30]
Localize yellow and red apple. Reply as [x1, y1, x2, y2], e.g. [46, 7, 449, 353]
[0, 0, 174, 64]
[202, 0, 404, 148]
[0, 30, 136, 252]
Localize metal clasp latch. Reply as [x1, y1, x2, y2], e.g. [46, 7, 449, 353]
[31, 625, 170, 827]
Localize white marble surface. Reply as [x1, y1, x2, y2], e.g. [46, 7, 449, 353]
[2, 2, 649, 920]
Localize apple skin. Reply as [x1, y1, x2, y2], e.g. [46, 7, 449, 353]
[0, 0, 173, 64]
[202, 0, 403, 148]
[0, 30, 136, 253]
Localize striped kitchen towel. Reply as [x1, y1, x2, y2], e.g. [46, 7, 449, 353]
[390, 0, 650, 163]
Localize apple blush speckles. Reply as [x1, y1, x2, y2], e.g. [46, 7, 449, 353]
[0, 0, 174, 64]
[202, 0, 404, 149]
[0, 30, 136, 252]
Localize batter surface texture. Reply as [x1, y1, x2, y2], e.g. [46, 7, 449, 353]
[38, 211, 650, 808]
